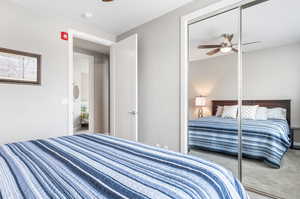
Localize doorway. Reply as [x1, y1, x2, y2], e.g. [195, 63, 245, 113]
[68, 30, 139, 142]
[72, 38, 110, 135]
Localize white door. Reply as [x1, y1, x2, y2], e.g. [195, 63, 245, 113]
[110, 34, 138, 142]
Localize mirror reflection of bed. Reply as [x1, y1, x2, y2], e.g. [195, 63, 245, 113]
[189, 100, 291, 167]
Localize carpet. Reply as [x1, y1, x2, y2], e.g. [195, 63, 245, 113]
[190, 149, 300, 199]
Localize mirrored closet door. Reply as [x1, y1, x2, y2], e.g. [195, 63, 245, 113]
[241, 0, 300, 198]
[185, 0, 300, 198]
[187, 8, 240, 177]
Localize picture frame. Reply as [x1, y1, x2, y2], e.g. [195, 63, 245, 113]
[0, 47, 41, 85]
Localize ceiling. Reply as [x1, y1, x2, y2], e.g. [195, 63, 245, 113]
[9, 0, 193, 36]
[189, 0, 300, 61]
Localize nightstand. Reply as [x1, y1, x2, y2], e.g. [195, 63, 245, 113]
[290, 127, 300, 150]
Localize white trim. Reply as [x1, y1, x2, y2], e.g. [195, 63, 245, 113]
[181, 0, 243, 22]
[180, 16, 189, 154]
[294, 142, 300, 146]
[68, 29, 115, 136]
[134, 34, 139, 142]
[88, 55, 95, 132]
[237, 7, 243, 181]
[180, 0, 249, 154]
[109, 46, 116, 137]
[68, 31, 74, 136]
[72, 30, 114, 46]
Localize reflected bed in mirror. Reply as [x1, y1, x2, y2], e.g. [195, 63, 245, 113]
[189, 100, 291, 168]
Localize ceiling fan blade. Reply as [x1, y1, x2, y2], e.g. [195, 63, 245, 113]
[198, 44, 222, 49]
[232, 41, 261, 46]
[232, 48, 238, 53]
[228, 34, 234, 42]
[207, 48, 220, 56]
[243, 41, 261, 45]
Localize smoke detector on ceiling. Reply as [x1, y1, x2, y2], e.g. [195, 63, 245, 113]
[82, 12, 93, 19]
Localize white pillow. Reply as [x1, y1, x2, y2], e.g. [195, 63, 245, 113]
[241, 105, 258, 120]
[215, 106, 223, 117]
[255, 107, 268, 120]
[222, 105, 238, 119]
[267, 108, 287, 120]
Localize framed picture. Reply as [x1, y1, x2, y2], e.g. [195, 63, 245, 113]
[0, 47, 41, 85]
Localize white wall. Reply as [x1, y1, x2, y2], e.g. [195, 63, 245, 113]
[118, 0, 219, 151]
[94, 54, 110, 133]
[189, 43, 300, 128]
[81, 73, 89, 102]
[0, 1, 115, 145]
[189, 54, 238, 119]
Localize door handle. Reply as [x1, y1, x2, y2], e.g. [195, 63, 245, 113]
[128, 110, 138, 115]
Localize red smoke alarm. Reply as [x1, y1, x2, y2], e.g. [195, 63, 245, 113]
[61, 32, 69, 41]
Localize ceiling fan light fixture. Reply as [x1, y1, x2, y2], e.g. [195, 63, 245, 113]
[220, 46, 232, 53]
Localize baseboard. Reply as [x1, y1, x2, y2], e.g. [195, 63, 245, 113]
[73, 125, 82, 132]
[294, 142, 300, 146]
[245, 185, 284, 199]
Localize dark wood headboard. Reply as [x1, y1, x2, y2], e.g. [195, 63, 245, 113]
[212, 100, 291, 125]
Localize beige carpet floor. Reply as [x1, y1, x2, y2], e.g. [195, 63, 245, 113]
[248, 191, 270, 199]
[190, 149, 300, 199]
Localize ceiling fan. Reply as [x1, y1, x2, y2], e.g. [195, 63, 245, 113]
[198, 34, 260, 56]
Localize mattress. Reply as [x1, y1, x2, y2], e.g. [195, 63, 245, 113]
[0, 133, 248, 199]
[189, 117, 290, 168]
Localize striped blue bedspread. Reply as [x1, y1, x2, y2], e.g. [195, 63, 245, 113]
[189, 117, 290, 168]
[0, 134, 248, 199]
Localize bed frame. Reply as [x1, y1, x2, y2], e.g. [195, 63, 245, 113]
[212, 100, 291, 125]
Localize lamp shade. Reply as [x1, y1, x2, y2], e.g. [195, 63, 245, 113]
[195, 96, 206, 106]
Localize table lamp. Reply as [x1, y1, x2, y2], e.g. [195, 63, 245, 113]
[195, 96, 206, 118]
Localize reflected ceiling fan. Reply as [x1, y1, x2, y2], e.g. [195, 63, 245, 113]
[198, 34, 260, 56]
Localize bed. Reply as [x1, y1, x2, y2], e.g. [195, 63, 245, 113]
[0, 133, 248, 199]
[189, 100, 291, 168]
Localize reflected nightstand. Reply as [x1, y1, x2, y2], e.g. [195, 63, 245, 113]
[290, 127, 300, 150]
